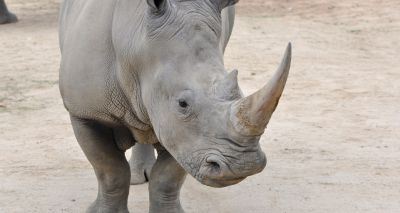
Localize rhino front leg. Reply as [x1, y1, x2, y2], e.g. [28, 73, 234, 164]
[70, 116, 130, 213]
[129, 143, 156, 185]
[0, 0, 17, 24]
[149, 148, 187, 213]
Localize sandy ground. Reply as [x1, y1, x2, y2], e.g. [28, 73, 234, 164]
[0, 0, 399, 212]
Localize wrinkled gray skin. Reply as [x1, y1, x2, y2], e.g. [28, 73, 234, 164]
[59, 0, 291, 212]
[0, 0, 18, 24]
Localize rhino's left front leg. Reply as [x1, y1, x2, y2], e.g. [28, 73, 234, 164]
[149, 147, 187, 213]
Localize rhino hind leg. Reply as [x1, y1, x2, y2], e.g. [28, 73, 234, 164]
[0, 0, 18, 24]
[0, 11, 17, 24]
[129, 143, 156, 185]
[70, 116, 130, 213]
[149, 148, 187, 213]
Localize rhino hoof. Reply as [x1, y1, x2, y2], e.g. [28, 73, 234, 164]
[0, 12, 18, 25]
[130, 163, 153, 185]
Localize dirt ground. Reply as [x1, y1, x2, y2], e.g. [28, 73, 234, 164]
[0, 0, 399, 212]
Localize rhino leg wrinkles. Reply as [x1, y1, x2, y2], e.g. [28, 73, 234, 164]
[70, 116, 130, 213]
[149, 148, 187, 213]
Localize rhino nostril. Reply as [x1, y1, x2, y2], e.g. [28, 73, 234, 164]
[206, 158, 222, 175]
[209, 161, 220, 171]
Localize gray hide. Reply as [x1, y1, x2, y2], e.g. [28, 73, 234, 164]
[0, 0, 17, 24]
[59, 0, 291, 212]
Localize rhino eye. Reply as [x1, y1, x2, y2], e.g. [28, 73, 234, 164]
[178, 99, 188, 108]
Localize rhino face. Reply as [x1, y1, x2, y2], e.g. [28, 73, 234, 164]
[141, 0, 291, 187]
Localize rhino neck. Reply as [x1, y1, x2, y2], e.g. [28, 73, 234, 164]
[109, 1, 152, 128]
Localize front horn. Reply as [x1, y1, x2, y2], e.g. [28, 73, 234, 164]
[230, 43, 292, 136]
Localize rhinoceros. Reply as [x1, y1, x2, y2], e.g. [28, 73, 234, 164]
[59, 0, 292, 212]
[0, 0, 17, 24]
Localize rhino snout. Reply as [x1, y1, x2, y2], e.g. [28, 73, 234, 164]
[197, 150, 267, 188]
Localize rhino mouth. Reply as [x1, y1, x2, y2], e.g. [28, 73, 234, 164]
[200, 175, 247, 188]
[191, 156, 234, 187]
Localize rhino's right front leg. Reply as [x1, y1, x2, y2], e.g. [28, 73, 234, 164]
[149, 148, 187, 213]
[70, 116, 130, 213]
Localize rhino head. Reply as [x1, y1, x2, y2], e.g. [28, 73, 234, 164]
[138, 0, 291, 187]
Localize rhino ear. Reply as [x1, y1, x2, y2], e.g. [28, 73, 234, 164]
[147, 0, 166, 10]
[219, 0, 239, 9]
